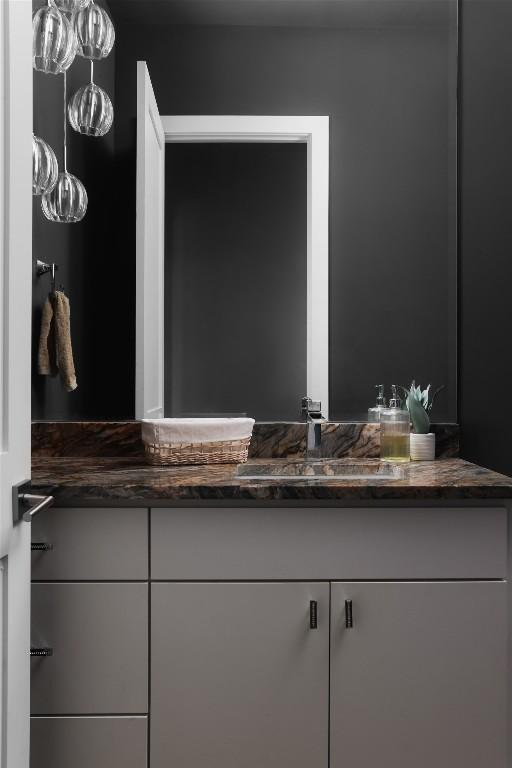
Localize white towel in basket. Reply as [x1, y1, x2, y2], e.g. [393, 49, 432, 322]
[141, 417, 255, 446]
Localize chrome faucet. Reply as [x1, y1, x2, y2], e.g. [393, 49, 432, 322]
[301, 397, 325, 459]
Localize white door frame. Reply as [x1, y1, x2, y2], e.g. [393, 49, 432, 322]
[136, 62, 165, 420]
[161, 115, 330, 418]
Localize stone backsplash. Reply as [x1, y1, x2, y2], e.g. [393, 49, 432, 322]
[32, 421, 459, 460]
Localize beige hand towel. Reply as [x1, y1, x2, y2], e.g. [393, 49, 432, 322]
[38, 291, 77, 392]
[38, 296, 57, 377]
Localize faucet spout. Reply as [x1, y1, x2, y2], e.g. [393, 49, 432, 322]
[301, 397, 325, 459]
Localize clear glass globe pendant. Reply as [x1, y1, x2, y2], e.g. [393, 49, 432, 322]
[50, 0, 92, 14]
[33, 134, 58, 195]
[42, 74, 88, 223]
[43, 171, 88, 223]
[33, 4, 77, 74]
[74, 2, 115, 60]
[68, 62, 113, 137]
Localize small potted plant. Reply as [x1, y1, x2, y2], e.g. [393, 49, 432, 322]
[402, 382, 444, 461]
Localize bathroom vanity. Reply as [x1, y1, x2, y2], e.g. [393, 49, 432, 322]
[28, 429, 512, 768]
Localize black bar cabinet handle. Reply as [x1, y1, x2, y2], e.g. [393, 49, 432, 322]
[309, 600, 318, 629]
[345, 599, 353, 629]
[30, 647, 53, 657]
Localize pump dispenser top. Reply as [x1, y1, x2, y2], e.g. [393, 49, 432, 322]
[388, 384, 401, 409]
[368, 384, 387, 423]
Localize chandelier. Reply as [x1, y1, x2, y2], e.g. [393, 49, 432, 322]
[42, 73, 88, 223]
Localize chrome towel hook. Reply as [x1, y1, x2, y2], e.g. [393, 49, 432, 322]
[36, 259, 60, 293]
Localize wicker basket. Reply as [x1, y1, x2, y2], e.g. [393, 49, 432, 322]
[144, 436, 251, 466]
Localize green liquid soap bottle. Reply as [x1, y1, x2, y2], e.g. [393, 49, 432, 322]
[368, 384, 387, 423]
[380, 385, 410, 462]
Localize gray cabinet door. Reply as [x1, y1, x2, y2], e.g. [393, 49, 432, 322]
[151, 582, 329, 768]
[30, 716, 147, 768]
[330, 581, 507, 768]
[31, 583, 148, 714]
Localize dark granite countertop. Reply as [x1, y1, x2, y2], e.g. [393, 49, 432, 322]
[30, 456, 512, 503]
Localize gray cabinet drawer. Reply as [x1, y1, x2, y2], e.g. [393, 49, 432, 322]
[30, 716, 147, 768]
[151, 506, 507, 580]
[31, 583, 148, 714]
[31, 508, 148, 581]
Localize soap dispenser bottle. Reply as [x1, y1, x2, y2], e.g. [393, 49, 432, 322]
[368, 384, 387, 423]
[380, 385, 410, 462]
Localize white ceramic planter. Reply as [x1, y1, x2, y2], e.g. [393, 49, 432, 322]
[410, 432, 436, 461]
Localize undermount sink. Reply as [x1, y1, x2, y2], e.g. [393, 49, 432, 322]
[236, 459, 405, 481]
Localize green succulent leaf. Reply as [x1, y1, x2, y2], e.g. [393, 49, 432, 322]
[402, 379, 445, 424]
[427, 384, 446, 414]
[407, 392, 430, 434]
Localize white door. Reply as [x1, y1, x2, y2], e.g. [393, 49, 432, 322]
[136, 61, 165, 420]
[0, 2, 33, 768]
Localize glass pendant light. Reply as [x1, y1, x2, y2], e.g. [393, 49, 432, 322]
[74, 2, 115, 60]
[68, 61, 113, 137]
[33, 134, 58, 196]
[50, 0, 92, 13]
[42, 74, 88, 223]
[33, 3, 77, 74]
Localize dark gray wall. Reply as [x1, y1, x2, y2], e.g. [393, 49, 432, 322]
[459, 1, 512, 474]
[33, 4, 459, 424]
[114, 16, 457, 421]
[31, 1, 128, 419]
[31, 1, 512, 478]
[165, 143, 307, 420]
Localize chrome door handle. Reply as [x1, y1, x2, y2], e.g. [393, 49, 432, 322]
[12, 480, 55, 525]
[18, 493, 54, 522]
[12, 481, 55, 523]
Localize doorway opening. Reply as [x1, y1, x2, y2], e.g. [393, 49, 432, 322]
[165, 141, 307, 421]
